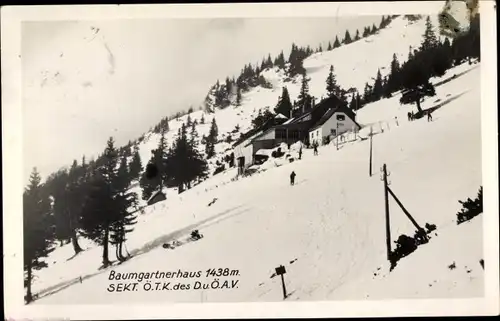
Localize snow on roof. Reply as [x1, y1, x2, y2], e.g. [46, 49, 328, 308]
[255, 149, 273, 156]
[275, 113, 288, 120]
[147, 189, 165, 202]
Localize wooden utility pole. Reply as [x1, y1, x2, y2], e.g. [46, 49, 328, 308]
[382, 164, 391, 261]
[387, 187, 425, 235]
[369, 126, 373, 177]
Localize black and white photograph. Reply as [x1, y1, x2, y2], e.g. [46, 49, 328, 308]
[2, 1, 499, 319]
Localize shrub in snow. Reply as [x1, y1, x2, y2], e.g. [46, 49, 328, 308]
[456, 186, 483, 225]
[425, 223, 437, 233]
[271, 148, 285, 158]
[389, 225, 433, 271]
[213, 164, 226, 176]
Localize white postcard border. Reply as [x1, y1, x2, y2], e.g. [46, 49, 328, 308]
[2, 1, 498, 319]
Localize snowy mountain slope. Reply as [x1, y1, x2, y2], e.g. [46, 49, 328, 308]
[32, 63, 482, 303]
[127, 15, 442, 197]
[303, 15, 443, 97]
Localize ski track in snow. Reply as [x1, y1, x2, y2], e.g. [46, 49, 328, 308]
[31, 16, 483, 304]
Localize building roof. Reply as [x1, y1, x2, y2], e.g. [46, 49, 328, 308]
[148, 189, 166, 203]
[232, 116, 287, 148]
[286, 94, 343, 125]
[309, 104, 362, 132]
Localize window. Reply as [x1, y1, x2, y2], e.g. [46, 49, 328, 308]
[336, 114, 346, 121]
[276, 129, 287, 139]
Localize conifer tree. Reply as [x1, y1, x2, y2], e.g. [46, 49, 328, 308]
[167, 124, 208, 192]
[236, 87, 242, 106]
[420, 16, 439, 51]
[200, 113, 205, 124]
[387, 53, 402, 93]
[333, 36, 341, 48]
[399, 50, 437, 113]
[327, 41, 333, 51]
[274, 50, 286, 70]
[24, 167, 56, 303]
[190, 122, 199, 147]
[209, 117, 218, 144]
[363, 83, 373, 104]
[356, 92, 362, 110]
[266, 54, 273, 68]
[129, 145, 142, 181]
[274, 86, 293, 118]
[110, 155, 138, 262]
[45, 169, 70, 247]
[348, 94, 357, 110]
[363, 26, 370, 37]
[205, 118, 218, 159]
[343, 30, 352, 44]
[139, 127, 168, 201]
[326, 65, 339, 97]
[65, 161, 86, 254]
[379, 15, 387, 29]
[79, 137, 121, 267]
[354, 29, 361, 41]
[372, 69, 384, 100]
[297, 72, 312, 112]
[287, 43, 306, 77]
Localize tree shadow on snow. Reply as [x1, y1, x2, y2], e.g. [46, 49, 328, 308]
[414, 90, 470, 119]
[129, 204, 250, 258]
[432, 65, 479, 89]
[34, 204, 251, 302]
[65, 249, 86, 262]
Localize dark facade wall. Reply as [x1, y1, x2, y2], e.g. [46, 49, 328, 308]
[252, 139, 276, 152]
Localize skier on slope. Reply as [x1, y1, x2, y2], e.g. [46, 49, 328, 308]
[313, 142, 319, 156]
[290, 171, 296, 186]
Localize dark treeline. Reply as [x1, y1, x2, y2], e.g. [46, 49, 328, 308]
[23, 136, 143, 303]
[352, 15, 480, 114]
[139, 115, 211, 198]
[207, 15, 397, 113]
[24, 112, 213, 302]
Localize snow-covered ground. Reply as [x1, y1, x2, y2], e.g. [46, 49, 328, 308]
[32, 59, 483, 303]
[127, 15, 446, 201]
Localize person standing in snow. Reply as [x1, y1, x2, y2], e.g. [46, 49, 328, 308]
[313, 142, 318, 156]
[290, 171, 296, 186]
[299, 146, 302, 160]
[427, 111, 433, 122]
